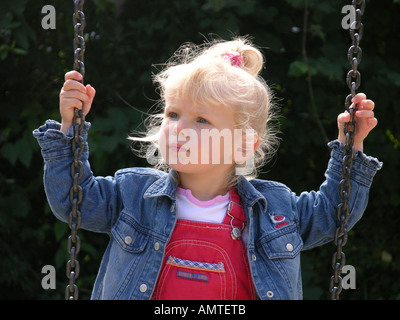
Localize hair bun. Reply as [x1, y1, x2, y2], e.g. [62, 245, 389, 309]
[217, 38, 263, 76]
[240, 45, 264, 76]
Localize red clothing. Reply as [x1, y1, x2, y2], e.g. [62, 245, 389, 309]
[152, 188, 255, 300]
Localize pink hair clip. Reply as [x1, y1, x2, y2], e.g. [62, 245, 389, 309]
[224, 52, 244, 67]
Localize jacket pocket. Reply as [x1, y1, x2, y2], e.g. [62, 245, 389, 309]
[258, 225, 303, 259]
[111, 211, 149, 253]
[166, 256, 226, 273]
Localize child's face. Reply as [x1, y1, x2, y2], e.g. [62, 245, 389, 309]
[159, 96, 238, 176]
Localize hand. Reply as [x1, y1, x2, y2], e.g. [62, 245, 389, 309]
[59, 71, 96, 134]
[337, 93, 377, 153]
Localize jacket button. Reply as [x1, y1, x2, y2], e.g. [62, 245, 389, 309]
[139, 284, 147, 293]
[252, 254, 257, 261]
[124, 236, 132, 245]
[154, 242, 160, 251]
[267, 291, 274, 298]
[286, 243, 294, 252]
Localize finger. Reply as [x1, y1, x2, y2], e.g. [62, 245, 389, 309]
[86, 84, 96, 102]
[62, 97, 85, 110]
[358, 99, 375, 111]
[60, 89, 89, 104]
[84, 85, 95, 111]
[64, 71, 83, 82]
[368, 117, 378, 129]
[351, 93, 367, 104]
[355, 110, 375, 118]
[63, 79, 87, 93]
[337, 112, 350, 125]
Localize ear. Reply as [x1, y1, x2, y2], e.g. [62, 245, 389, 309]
[233, 130, 259, 164]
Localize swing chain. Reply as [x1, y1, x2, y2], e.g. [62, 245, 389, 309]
[329, 0, 365, 300]
[65, 0, 86, 300]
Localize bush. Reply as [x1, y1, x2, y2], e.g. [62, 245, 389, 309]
[1, 0, 399, 300]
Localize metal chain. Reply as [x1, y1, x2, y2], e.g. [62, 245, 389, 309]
[65, 0, 86, 300]
[329, 0, 365, 300]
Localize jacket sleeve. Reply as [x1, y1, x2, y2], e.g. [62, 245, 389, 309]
[296, 140, 382, 251]
[33, 120, 120, 234]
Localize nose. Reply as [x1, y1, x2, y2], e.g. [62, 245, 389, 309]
[174, 118, 190, 139]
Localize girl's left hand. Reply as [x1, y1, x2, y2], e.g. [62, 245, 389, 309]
[337, 93, 377, 152]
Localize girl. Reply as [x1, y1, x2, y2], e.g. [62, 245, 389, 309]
[33, 38, 382, 300]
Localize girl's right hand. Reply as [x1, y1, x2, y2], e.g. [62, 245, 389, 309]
[59, 71, 96, 134]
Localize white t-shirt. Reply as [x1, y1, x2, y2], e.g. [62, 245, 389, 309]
[175, 187, 249, 245]
[175, 187, 229, 223]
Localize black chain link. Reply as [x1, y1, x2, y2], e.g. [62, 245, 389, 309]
[65, 0, 86, 300]
[329, 0, 365, 300]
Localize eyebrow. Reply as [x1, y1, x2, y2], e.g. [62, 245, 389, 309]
[194, 108, 212, 116]
[165, 104, 213, 117]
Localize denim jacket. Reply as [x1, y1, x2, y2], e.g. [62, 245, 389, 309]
[33, 120, 382, 300]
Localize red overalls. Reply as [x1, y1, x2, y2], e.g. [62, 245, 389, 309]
[152, 188, 256, 300]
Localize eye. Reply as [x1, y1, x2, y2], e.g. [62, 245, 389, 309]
[167, 112, 178, 119]
[197, 117, 209, 124]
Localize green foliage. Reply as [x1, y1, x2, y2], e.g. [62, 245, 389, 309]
[1, 0, 399, 300]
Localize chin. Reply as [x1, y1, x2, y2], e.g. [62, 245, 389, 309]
[167, 162, 204, 174]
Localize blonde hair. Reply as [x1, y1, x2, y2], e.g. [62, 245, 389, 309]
[129, 37, 280, 187]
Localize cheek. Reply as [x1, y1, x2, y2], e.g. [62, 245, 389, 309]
[158, 123, 169, 157]
[199, 130, 235, 164]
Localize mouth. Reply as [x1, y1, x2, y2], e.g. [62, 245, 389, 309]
[169, 143, 189, 153]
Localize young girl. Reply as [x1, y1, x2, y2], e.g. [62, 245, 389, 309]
[33, 38, 382, 300]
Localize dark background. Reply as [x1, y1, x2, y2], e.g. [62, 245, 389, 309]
[1, 0, 399, 300]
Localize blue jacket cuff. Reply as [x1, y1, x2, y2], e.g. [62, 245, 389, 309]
[327, 140, 383, 188]
[32, 119, 91, 161]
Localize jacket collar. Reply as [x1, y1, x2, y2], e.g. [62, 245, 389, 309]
[236, 176, 267, 212]
[143, 170, 178, 201]
[143, 170, 267, 213]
